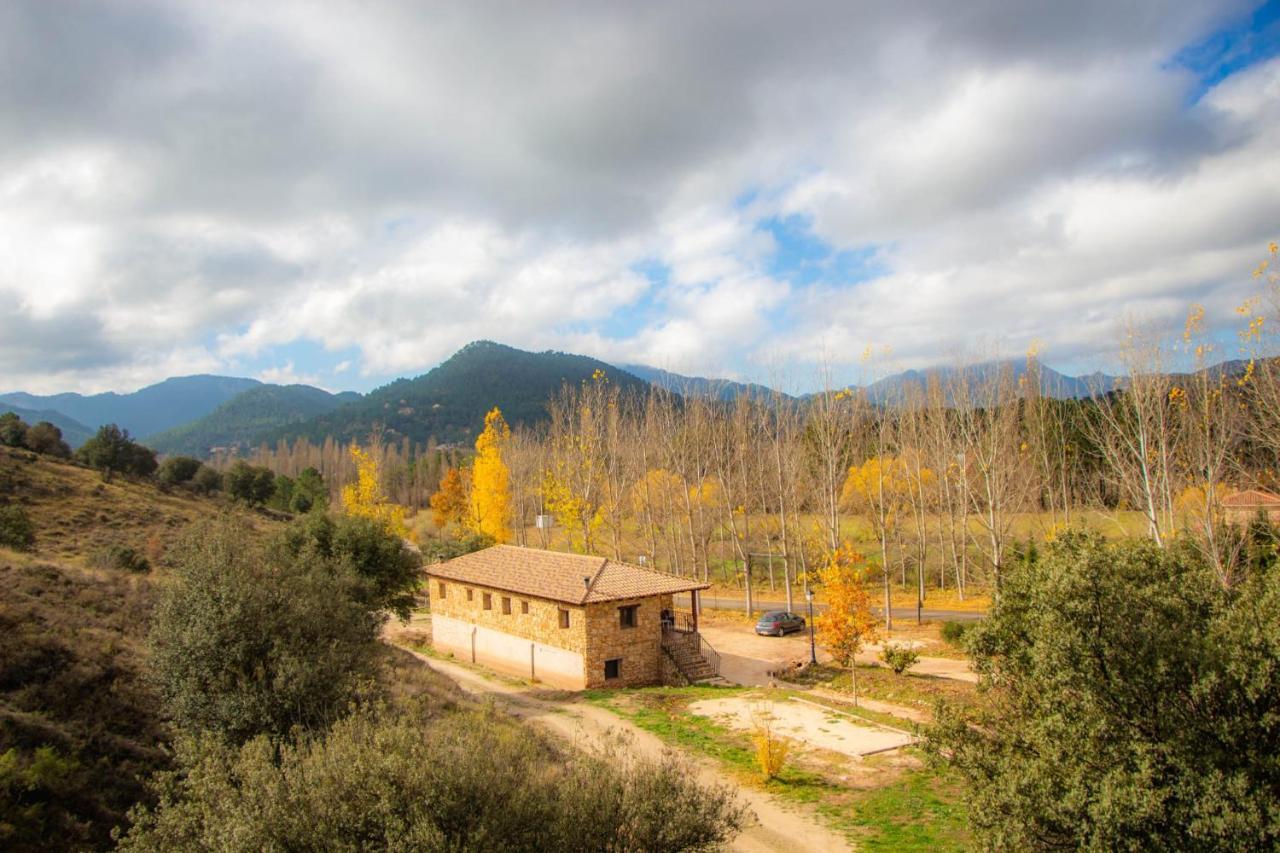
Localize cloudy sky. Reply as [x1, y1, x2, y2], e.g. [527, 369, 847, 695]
[2, 0, 1279, 394]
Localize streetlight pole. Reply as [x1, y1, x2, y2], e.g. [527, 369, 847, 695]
[806, 587, 817, 665]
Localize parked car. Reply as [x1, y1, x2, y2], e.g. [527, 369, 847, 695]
[755, 610, 806, 636]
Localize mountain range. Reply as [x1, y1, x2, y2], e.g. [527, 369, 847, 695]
[0, 375, 262, 440]
[1, 343, 1245, 458]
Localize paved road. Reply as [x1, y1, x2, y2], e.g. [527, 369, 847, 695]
[675, 593, 986, 622]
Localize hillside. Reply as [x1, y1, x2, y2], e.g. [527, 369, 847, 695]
[0, 404, 94, 448]
[0, 375, 262, 440]
[620, 364, 789, 401]
[270, 341, 654, 446]
[0, 447, 286, 850]
[148, 384, 362, 457]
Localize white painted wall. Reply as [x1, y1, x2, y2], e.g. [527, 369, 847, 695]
[431, 614, 585, 689]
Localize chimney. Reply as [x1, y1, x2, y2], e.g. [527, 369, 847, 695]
[583, 576, 591, 590]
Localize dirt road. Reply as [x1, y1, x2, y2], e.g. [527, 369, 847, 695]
[403, 649, 853, 853]
[700, 624, 978, 685]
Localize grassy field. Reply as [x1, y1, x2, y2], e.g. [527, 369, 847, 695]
[584, 685, 971, 850]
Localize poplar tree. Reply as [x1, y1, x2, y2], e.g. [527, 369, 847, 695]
[470, 407, 512, 543]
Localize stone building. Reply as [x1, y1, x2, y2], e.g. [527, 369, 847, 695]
[1222, 488, 1280, 523]
[424, 545, 717, 688]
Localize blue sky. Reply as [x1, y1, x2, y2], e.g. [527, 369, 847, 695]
[2, 1, 1279, 395]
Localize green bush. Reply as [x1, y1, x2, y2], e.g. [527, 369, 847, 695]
[118, 707, 746, 852]
[929, 531, 1280, 849]
[940, 620, 973, 646]
[89, 545, 150, 574]
[190, 465, 222, 494]
[149, 517, 382, 745]
[157, 456, 202, 486]
[879, 642, 920, 675]
[0, 505, 35, 551]
[75, 425, 157, 479]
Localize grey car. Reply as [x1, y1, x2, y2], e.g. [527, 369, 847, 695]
[755, 610, 805, 636]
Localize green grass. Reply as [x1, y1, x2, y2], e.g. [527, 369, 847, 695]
[586, 686, 969, 848]
[839, 765, 970, 851]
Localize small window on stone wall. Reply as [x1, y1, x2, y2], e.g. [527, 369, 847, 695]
[502, 596, 512, 615]
[437, 581, 446, 598]
[521, 600, 529, 614]
[466, 588, 473, 602]
[618, 604, 639, 629]
[483, 592, 492, 610]
[604, 658, 621, 679]
[558, 608, 570, 629]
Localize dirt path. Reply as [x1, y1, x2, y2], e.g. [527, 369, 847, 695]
[403, 649, 853, 853]
[701, 624, 977, 686]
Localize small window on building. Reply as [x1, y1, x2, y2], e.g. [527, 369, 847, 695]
[521, 600, 529, 614]
[466, 588, 473, 602]
[618, 604, 639, 629]
[483, 592, 492, 610]
[604, 658, 621, 680]
[558, 608, 570, 629]
[437, 581, 447, 598]
[502, 596, 512, 615]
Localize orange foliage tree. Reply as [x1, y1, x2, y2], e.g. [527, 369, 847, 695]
[814, 546, 879, 705]
[429, 466, 472, 530]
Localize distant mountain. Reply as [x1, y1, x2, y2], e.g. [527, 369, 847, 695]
[271, 341, 654, 447]
[148, 384, 363, 457]
[862, 359, 1118, 403]
[0, 404, 95, 448]
[0, 375, 262, 439]
[619, 364, 790, 402]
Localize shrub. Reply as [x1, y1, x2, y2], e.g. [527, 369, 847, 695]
[750, 702, 790, 782]
[275, 513, 422, 620]
[0, 505, 36, 551]
[940, 620, 973, 646]
[24, 422, 71, 458]
[929, 531, 1280, 849]
[75, 425, 157, 479]
[119, 707, 746, 852]
[157, 456, 202, 487]
[90, 545, 151, 574]
[420, 531, 495, 564]
[190, 465, 222, 494]
[879, 642, 920, 675]
[0, 412, 28, 448]
[149, 517, 382, 744]
[223, 461, 276, 506]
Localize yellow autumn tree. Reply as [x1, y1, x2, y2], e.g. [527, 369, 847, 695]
[814, 546, 879, 705]
[470, 407, 512, 543]
[341, 444, 408, 538]
[429, 466, 472, 530]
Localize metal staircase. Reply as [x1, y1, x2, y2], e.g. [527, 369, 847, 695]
[661, 626, 721, 683]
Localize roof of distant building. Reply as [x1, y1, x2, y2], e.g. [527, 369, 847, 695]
[1221, 489, 1280, 508]
[425, 544, 708, 605]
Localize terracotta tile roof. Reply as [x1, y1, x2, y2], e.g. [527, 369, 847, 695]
[424, 544, 709, 605]
[1222, 489, 1280, 508]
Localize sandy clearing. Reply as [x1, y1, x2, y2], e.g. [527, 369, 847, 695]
[689, 696, 915, 758]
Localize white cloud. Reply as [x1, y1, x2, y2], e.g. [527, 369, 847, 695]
[0, 0, 1274, 392]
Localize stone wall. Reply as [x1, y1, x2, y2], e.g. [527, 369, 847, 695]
[427, 574, 674, 690]
[427, 576, 588, 676]
[582, 593, 673, 688]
